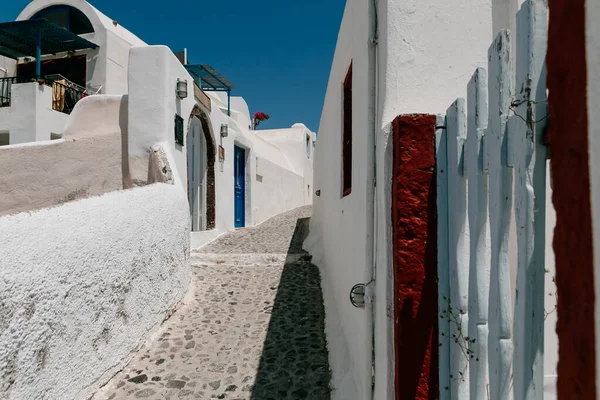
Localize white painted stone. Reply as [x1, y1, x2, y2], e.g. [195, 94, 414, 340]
[0, 183, 190, 400]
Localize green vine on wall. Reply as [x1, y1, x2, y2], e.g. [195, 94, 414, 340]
[439, 295, 478, 390]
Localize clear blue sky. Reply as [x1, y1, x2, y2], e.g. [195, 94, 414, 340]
[0, 0, 346, 132]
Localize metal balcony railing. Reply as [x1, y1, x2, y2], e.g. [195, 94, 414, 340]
[0, 76, 30, 107]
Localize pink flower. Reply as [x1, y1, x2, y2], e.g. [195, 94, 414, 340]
[253, 111, 270, 121]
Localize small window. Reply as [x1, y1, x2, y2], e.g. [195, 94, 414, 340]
[0, 132, 8, 146]
[175, 114, 184, 146]
[306, 134, 311, 159]
[342, 62, 352, 197]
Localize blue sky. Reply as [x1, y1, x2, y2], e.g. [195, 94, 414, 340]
[0, 0, 346, 132]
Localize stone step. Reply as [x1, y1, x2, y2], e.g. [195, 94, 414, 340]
[189, 252, 312, 267]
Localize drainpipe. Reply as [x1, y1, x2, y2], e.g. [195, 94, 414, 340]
[366, 0, 379, 399]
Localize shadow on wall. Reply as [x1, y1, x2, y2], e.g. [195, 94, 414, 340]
[250, 217, 332, 399]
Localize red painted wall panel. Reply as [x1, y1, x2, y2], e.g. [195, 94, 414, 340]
[392, 114, 438, 400]
[547, 0, 596, 397]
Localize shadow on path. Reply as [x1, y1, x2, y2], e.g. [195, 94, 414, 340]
[250, 217, 331, 400]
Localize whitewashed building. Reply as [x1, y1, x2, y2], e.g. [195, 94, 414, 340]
[0, 0, 146, 145]
[305, 0, 557, 399]
[0, 2, 315, 397]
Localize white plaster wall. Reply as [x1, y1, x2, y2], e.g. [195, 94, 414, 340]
[307, 0, 500, 398]
[0, 183, 190, 400]
[229, 96, 252, 130]
[127, 45, 196, 189]
[0, 82, 69, 144]
[0, 95, 127, 216]
[251, 156, 306, 226]
[255, 124, 312, 174]
[0, 56, 16, 77]
[303, 1, 375, 398]
[378, 0, 494, 123]
[255, 124, 315, 205]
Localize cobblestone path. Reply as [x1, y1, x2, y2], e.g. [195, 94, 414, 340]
[93, 206, 331, 400]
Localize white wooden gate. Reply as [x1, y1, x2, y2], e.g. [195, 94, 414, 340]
[436, 1, 554, 399]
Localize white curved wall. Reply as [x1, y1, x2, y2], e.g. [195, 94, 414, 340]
[0, 183, 190, 400]
[0, 95, 128, 216]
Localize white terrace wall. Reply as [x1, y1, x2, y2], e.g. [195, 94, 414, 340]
[0, 183, 190, 400]
[0, 95, 126, 216]
[0, 83, 69, 144]
[305, 0, 502, 398]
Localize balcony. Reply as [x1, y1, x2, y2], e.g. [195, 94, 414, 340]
[0, 75, 89, 114]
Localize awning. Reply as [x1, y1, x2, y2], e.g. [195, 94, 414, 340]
[184, 64, 235, 116]
[185, 64, 235, 92]
[0, 19, 98, 60]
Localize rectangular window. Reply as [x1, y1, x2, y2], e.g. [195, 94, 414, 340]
[342, 62, 352, 197]
[0, 132, 8, 146]
[175, 114, 184, 146]
[306, 134, 311, 159]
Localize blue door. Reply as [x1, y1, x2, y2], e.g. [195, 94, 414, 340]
[234, 145, 246, 228]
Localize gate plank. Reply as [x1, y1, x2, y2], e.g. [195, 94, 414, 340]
[512, 1, 549, 399]
[466, 67, 491, 400]
[486, 29, 514, 400]
[446, 98, 470, 399]
[436, 114, 451, 399]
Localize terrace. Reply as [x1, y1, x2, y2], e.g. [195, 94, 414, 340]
[0, 18, 98, 114]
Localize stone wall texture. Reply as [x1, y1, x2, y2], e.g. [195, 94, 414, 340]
[392, 114, 438, 399]
[547, 0, 596, 397]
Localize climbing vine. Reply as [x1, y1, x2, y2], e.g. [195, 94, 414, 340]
[439, 295, 477, 390]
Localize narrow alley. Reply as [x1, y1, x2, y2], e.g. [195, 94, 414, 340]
[93, 206, 331, 400]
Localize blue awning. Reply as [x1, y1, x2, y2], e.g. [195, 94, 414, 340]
[0, 19, 98, 60]
[185, 64, 235, 92]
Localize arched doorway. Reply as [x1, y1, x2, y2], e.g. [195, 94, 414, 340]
[187, 107, 216, 231]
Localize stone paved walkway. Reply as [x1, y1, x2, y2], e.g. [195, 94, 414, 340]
[93, 206, 331, 400]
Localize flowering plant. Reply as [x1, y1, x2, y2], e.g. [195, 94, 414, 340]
[252, 111, 270, 129]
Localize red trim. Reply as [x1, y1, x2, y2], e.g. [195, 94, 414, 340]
[392, 114, 438, 400]
[547, 0, 596, 397]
